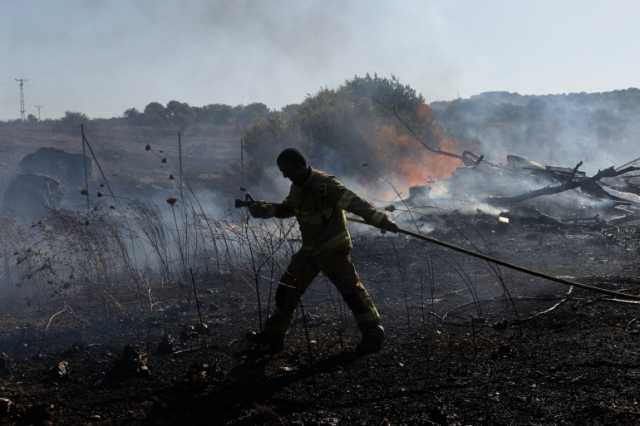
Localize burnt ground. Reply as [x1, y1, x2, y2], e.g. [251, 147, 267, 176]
[0, 218, 639, 425]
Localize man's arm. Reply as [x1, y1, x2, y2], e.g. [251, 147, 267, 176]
[273, 203, 295, 218]
[248, 202, 295, 219]
[326, 177, 399, 232]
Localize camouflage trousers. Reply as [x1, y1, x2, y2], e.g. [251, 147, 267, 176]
[263, 249, 381, 338]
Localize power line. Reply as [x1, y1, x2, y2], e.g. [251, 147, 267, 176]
[14, 78, 28, 121]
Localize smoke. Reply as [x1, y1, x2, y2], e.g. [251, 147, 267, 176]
[1, 0, 456, 119]
[432, 91, 640, 174]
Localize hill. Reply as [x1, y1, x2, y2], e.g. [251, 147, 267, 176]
[431, 89, 640, 173]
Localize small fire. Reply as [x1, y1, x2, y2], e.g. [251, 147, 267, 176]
[398, 138, 461, 188]
[376, 103, 462, 191]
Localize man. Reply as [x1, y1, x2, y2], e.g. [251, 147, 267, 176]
[247, 148, 399, 354]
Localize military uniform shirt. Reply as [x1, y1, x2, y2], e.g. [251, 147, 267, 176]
[271, 168, 386, 254]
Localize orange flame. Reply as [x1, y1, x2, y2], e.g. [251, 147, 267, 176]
[376, 114, 462, 190]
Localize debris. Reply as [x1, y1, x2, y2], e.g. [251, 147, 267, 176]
[0, 398, 13, 416]
[20, 403, 54, 426]
[394, 152, 640, 226]
[0, 353, 11, 376]
[487, 165, 640, 206]
[179, 323, 209, 342]
[235, 404, 283, 425]
[156, 333, 176, 355]
[49, 360, 70, 381]
[491, 344, 512, 360]
[186, 363, 210, 389]
[195, 322, 209, 335]
[504, 206, 561, 226]
[561, 214, 605, 227]
[106, 345, 151, 382]
[180, 325, 197, 342]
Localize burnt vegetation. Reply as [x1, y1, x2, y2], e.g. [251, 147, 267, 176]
[0, 76, 639, 425]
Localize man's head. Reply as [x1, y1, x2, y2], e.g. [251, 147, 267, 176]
[277, 148, 310, 185]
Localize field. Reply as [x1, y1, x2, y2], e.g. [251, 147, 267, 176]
[0, 207, 638, 425]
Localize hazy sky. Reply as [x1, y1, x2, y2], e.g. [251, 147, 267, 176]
[1, 0, 639, 120]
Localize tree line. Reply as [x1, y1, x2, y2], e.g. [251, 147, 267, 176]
[0, 101, 271, 129]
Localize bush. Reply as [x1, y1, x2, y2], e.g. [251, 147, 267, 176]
[239, 74, 449, 193]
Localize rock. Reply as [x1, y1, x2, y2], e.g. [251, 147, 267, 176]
[2, 174, 62, 220]
[19, 147, 91, 188]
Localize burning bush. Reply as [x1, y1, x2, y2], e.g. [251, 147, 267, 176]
[239, 74, 462, 198]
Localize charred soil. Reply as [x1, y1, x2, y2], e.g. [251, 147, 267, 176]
[0, 220, 639, 425]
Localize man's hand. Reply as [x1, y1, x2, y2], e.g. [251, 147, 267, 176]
[248, 202, 274, 219]
[379, 216, 400, 233]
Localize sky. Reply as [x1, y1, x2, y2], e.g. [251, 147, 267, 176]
[1, 0, 639, 120]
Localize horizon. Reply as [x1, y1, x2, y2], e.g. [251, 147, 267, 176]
[4, 84, 640, 122]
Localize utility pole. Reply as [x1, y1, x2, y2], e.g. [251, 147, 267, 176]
[34, 105, 43, 121]
[15, 78, 28, 121]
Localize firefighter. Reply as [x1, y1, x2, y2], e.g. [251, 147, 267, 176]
[247, 148, 399, 354]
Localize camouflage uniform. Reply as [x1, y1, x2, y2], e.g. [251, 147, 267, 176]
[257, 168, 388, 340]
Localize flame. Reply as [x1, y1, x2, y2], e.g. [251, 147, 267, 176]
[415, 103, 434, 123]
[375, 104, 462, 191]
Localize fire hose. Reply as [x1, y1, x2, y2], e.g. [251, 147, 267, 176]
[347, 217, 640, 302]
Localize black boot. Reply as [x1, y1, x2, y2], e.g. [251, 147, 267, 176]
[246, 330, 285, 354]
[356, 324, 385, 354]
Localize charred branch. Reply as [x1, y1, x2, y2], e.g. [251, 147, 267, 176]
[487, 165, 640, 206]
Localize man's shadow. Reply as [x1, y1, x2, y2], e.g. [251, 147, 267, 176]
[154, 351, 364, 425]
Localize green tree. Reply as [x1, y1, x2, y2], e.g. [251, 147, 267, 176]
[143, 102, 168, 124]
[124, 107, 140, 118]
[61, 111, 89, 125]
[123, 107, 143, 124]
[166, 100, 195, 127]
[236, 103, 270, 127]
[199, 104, 234, 124]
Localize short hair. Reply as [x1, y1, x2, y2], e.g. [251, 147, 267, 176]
[277, 148, 307, 167]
